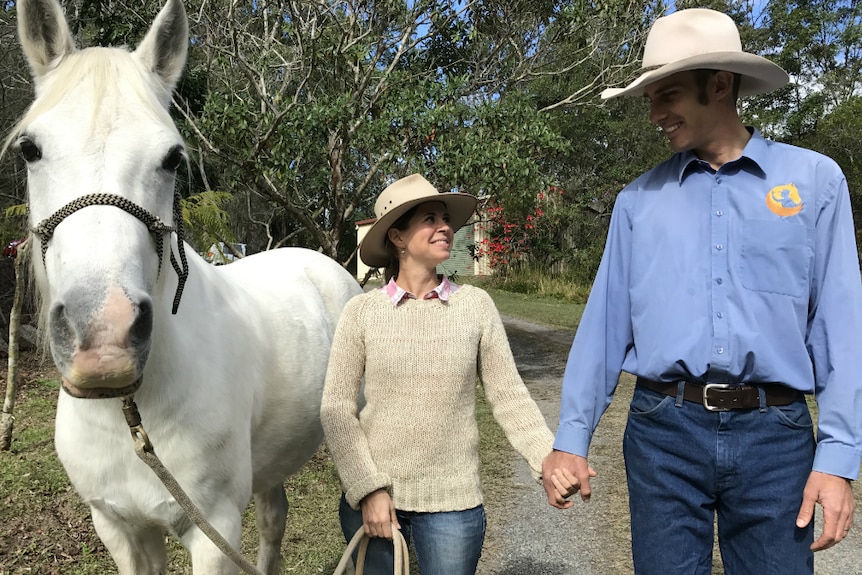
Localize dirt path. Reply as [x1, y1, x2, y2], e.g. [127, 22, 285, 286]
[477, 315, 862, 575]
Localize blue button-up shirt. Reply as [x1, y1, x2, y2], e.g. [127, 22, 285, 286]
[554, 129, 862, 479]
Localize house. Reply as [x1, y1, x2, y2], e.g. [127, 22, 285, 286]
[355, 217, 490, 281]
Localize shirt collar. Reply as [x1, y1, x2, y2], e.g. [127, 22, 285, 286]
[678, 127, 767, 183]
[382, 275, 460, 307]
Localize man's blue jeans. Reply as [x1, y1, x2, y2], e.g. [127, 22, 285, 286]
[338, 494, 485, 575]
[623, 384, 815, 575]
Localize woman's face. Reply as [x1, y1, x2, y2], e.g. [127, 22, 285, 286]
[389, 201, 454, 268]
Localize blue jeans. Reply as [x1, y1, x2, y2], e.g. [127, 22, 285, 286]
[338, 494, 485, 575]
[623, 385, 815, 575]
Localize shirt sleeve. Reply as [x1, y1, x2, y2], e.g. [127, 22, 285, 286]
[320, 297, 392, 508]
[806, 167, 862, 480]
[476, 290, 555, 478]
[554, 191, 635, 458]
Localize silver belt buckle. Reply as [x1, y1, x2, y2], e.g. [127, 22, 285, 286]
[703, 383, 734, 411]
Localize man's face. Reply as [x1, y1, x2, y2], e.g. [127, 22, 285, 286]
[642, 71, 716, 154]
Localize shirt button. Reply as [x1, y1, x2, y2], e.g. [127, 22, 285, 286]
[716, 210, 724, 217]
[716, 278, 723, 285]
[717, 347, 725, 354]
[717, 312, 724, 318]
[716, 244, 724, 250]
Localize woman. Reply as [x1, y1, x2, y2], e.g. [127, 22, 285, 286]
[321, 174, 557, 575]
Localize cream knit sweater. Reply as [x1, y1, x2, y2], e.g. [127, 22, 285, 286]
[321, 285, 555, 512]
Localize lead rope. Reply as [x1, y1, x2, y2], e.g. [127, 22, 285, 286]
[122, 397, 265, 575]
[332, 523, 409, 575]
[31, 192, 189, 314]
[168, 190, 189, 314]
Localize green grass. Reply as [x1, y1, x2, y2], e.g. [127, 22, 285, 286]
[464, 278, 586, 331]
[0, 377, 118, 575]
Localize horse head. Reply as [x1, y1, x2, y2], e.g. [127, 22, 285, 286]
[11, 0, 188, 399]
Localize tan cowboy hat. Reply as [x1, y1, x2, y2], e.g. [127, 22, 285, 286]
[601, 8, 789, 99]
[359, 174, 478, 268]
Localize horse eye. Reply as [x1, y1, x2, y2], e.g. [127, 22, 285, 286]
[17, 137, 42, 163]
[161, 145, 185, 172]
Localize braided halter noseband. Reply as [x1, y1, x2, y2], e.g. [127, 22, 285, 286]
[30, 191, 189, 314]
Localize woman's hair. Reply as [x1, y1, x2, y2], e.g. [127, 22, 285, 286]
[382, 205, 419, 282]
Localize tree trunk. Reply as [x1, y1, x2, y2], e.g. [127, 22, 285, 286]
[1, 241, 28, 451]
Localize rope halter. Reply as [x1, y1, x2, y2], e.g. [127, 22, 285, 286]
[30, 192, 189, 314]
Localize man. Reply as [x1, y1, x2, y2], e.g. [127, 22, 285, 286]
[542, 8, 861, 574]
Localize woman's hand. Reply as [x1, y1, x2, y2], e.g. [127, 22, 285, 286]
[360, 489, 400, 539]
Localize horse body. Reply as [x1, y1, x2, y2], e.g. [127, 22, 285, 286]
[13, 1, 362, 573]
[54, 248, 356, 573]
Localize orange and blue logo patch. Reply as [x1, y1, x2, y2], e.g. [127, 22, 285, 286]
[765, 183, 804, 217]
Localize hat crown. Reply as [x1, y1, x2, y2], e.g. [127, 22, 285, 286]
[642, 9, 742, 69]
[373, 174, 440, 220]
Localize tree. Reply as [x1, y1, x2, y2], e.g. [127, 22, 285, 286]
[171, 0, 655, 265]
[507, 0, 669, 280]
[0, 3, 30, 247]
[801, 96, 862, 253]
[748, 0, 862, 139]
[1, 241, 27, 451]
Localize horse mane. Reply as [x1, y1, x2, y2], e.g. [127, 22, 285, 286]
[2, 46, 177, 157]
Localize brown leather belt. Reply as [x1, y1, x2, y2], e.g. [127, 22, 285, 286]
[637, 378, 800, 411]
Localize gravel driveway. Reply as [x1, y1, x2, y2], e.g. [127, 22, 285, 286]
[476, 315, 862, 575]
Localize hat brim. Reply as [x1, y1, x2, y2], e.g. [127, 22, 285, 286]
[601, 52, 789, 99]
[359, 193, 478, 268]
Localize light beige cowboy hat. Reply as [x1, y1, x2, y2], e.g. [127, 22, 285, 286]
[359, 174, 478, 268]
[601, 8, 789, 99]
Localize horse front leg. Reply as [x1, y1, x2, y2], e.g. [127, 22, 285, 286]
[181, 506, 244, 575]
[254, 484, 289, 575]
[91, 506, 167, 575]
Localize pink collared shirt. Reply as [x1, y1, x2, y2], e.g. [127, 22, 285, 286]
[382, 276, 460, 307]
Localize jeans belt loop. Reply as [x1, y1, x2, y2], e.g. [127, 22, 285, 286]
[757, 386, 768, 413]
[675, 381, 686, 407]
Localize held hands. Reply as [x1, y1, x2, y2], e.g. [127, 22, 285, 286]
[796, 471, 855, 551]
[541, 450, 597, 509]
[360, 489, 401, 540]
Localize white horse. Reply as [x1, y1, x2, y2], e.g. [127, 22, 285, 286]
[10, 0, 362, 573]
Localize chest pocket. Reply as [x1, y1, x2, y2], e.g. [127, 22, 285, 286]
[739, 220, 811, 298]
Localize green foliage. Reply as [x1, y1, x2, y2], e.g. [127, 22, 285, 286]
[168, 0, 609, 262]
[1, 5, 29, 249]
[180, 190, 235, 252]
[512, 0, 668, 282]
[3, 0, 861, 287]
[798, 96, 862, 255]
[1, 203, 27, 248]
[747, 0, 862, 139]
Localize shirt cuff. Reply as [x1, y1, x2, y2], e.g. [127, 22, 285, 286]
[813, 442, 862, 480]
[552, 423, 592, 459]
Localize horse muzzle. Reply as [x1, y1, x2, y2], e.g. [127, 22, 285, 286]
[50, 285, 153, 399]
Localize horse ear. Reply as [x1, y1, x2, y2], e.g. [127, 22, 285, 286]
[134, 0, 188, 92]
[17, 0, 77, 82]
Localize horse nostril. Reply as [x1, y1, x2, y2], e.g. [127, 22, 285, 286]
[47, 301, 80, 363]
[129, 297, 154, 347]
[49, 302, 74, 342]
